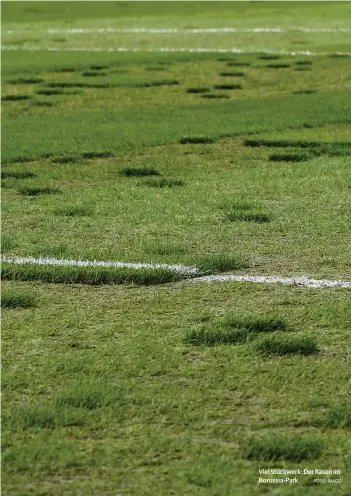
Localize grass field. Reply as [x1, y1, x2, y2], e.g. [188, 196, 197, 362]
[2, 2, 351, 495]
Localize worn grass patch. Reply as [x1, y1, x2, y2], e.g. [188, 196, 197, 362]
[137, 178, 184, 188]
[120, 167, 160, 177]
[214, 84, 242, 90]
[245, 435, 324, 461]
[186, 87, 210, 94]
[7, 77, 43, 84]
[18, 187, 62, 196]
[54, 206, 93, 217]
[2, 94, 31, 102]
[1, 263, 186, 285]
[1, 289, 37, 309]
[219, 71, 245, 77]
[1, 171, 37, 179]
[255, 335, 318, 356]
[179, 136, 216, 144]
[269, 153, 312, 162]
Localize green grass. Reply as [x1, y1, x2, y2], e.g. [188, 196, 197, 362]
[137, 178, 184, 188]
[245, 435, 325, 461]
[2, 2, 351, 494]
[1, 171, 37, 179]
[1, 289, 37, 309]
[255, 335, 319, 356]
[18, 187, 62, 196]
[1, 263, 187, 286]
[120, 167, 160, 177]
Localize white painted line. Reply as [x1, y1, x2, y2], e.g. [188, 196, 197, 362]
[1, 256, 199, 275]
[2, 45, 351, 56]
[2, 256, 350, 288]
[4, 27, 351, 35]
[192, 274, 351, 289]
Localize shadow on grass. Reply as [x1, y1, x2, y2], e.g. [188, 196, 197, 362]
[18, 187, 62, 196]
[137, 178, 184, 188]
[255, 335, 318, 356]
[1, 290, 37, 309]
[1, 171, 37, 179]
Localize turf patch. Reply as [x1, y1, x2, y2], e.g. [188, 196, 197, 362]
[296, 60, 313, 66]
[255, 335, 318, 356]
[201, 94, 229, 99]
[1, 235, 16, 252]
[227, 211, 270, 223]
[196, 254, 244, 273]
[227, 62, 251, 67]
[179, 137, 216, 144]
[133, 79, 180, 88]
[245, 139, 351, 157]
[292, 89, 317, 95]
[321, 405, 351, 429]
[186, 87, 210, 94]
[8, 405, 84, 429]
[258, 54, 281, 60]
[18, 187, 61, 196]
[36, 89, 65, 96]
[90, 65, 109, 70]
[1, 263, 186, 285]
[1, 290, 37, 309]
[82, 71, 107, 77]
[7, 77, 43, 84]
[54, 206, 93, 217]
[245, 435, 324, 461]
[137, 178, 184, 188]
[223, 316, 287, 332]
[214, 84, 242, 90]
[266, 63, 291, 68]
[268, 153, 311, 162]
[81, 151, 112, 159]
[1, 171, 37, 179]
[184, 326, 251, 346]
[120, 167, 160, 177]
[2, 95, 31, 102]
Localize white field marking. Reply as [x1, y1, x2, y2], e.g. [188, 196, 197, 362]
[2, 45, 351, 57]
[192, 274, 351, 289]
[1, 256, 200, 275]
[3, 27, 351, 34]
[2, 256, 351, 289]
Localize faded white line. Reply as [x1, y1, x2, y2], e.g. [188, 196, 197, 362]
[2, 45, 351, 56]
[3, 27, 351, 34]
[192, 274, 351, 289]
[1, 256, 199, 274]
[2, 256, 350, 288]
